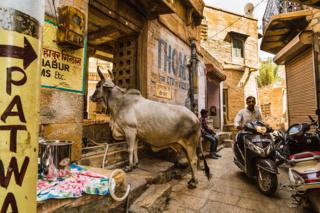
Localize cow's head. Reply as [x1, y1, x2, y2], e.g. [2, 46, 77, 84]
[90, 66, 115, 107]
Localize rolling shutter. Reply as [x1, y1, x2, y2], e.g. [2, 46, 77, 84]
[286, 47, 317, 125]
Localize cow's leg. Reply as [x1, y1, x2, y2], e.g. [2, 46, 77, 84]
[183, 143, 198, 189]
[133, 139, 139, 167]
[124, 128, 137, 172]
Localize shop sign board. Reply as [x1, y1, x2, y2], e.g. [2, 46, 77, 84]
[157, 37, 190, 91]
[156, 83, 172, 99]
[0, 3, 43, 212]
[41, 21, 85, 94]
[151, 23, 191, 104]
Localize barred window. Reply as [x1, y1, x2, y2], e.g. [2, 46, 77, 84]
[261, 103, 271, 117]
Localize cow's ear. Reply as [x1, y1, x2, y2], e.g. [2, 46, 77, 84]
[103, 81, 115, 88]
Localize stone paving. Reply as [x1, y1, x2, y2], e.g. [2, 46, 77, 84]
[164, 148, 305, 213]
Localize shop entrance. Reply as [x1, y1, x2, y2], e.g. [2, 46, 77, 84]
[207, 78, 221, 129]
[81, 1, 143, 168]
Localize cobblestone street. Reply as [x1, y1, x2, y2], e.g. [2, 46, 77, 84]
[164, 148, 304, 213]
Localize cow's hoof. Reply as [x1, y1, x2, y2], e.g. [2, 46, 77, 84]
[187, 179, 198, 189]
[133, 163, 139, 169]
[124, 166, 133, 173]
[175, 161, 189, 169]
[188, 181, 197, 189]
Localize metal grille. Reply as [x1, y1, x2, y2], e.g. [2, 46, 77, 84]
[261, 103, 271, 117]
[263, 0, 302, 32]
[113, 37, 137, 89]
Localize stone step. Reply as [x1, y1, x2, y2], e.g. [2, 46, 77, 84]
[129, 183, 172, 213]
[223, 139, 233, 148]
[79, 142, 144, 168]
[108, 157, 190, 213]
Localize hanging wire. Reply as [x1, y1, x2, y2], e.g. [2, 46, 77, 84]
[52, 0, 59, 24]
[47, 0, 55, 17]
[207, 0, 268, 40]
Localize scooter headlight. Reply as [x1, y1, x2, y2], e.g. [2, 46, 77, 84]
[289, 169, 305, 185]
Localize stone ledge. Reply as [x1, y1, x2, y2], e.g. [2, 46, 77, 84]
[129, 184, 172, 213]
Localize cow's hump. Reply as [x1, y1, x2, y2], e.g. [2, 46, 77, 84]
[126, 89, 141, 96]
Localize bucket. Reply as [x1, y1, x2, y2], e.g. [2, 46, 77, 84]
[39, 140, 73, 179]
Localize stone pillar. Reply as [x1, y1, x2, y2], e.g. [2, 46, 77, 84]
[0, 1, 44, 212]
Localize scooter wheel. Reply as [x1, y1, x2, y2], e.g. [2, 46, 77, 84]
[257, 168, 278, 196]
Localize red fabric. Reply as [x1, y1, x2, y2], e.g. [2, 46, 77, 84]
[289, 151, 320, 160]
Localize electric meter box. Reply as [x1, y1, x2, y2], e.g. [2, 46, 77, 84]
[57, 6, 86, 49]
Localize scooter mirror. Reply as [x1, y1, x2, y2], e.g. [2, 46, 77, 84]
[309, 115, 315, 123]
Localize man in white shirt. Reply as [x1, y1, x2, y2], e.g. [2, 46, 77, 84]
[234, 96, 262, 152]
[234, 96, 262, 130]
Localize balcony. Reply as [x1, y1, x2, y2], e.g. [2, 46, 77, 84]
[289, 0, 320, 8]
[261, 0, 312, 54]
[263, 0, 303, 33]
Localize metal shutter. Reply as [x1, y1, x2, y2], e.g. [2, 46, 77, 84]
[286, 47, 316, 125]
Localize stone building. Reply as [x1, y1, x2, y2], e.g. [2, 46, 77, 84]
[257, 64, 288, 130]
[258, 85, 288, 130]
[261, 0, 320, 125]
[40, 0, 210, 163]
[200, 5, 259, 129]
[40, 0, 89, 161]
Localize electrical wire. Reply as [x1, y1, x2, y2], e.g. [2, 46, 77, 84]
[52, 0, 59, 24]
[207, 0, 268, 39]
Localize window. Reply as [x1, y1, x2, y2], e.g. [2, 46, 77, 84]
[232, 38, 244, 58]
[261, 103, 271, 117]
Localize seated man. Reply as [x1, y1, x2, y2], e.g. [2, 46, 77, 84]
[199, 109, 221, 159]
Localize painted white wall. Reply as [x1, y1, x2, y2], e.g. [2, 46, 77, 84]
[220, 81, 224, 130]
[1, 0, 45, 24]
[198, 60, 206, 117]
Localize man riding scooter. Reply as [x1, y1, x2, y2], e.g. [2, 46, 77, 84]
[233, 96, 278, 195]
[234, 96, 263, 153]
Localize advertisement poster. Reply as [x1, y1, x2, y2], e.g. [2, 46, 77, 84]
[41, 21, 85, 93]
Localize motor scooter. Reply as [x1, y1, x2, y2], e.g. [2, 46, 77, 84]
[233, 120, 278, 196]
[275, 112, 320, 212]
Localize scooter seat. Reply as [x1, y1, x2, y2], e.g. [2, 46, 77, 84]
[289, 151, 320, 160]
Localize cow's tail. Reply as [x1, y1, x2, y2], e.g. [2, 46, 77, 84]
[199, 136, 212, 180]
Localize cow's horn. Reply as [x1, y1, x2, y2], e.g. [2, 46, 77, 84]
[108, 69, 114, 80]
[97, 66, 105, 80]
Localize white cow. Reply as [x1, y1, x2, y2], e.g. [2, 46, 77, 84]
[90, 67, 211, 188]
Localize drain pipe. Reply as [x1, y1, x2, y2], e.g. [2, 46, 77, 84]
[188, 40, 198, 113]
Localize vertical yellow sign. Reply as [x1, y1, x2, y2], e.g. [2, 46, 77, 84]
[0, 7, 41, 213]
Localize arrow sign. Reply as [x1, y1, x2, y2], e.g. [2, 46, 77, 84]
[0, 37, 37, 69]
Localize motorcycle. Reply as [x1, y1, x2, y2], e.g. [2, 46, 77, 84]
[233, 120, 278, 196]
[275, 112, 320, 212]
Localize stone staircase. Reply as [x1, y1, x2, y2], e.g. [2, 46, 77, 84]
[108, 157, 190, 213]
[78, 138, 191, 213]
[79, 141, 145, 169]
[129, 183, 172, 213]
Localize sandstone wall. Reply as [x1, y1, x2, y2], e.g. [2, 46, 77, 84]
[223, 69, 245, 122]
[201, 6, 259, 69]
[258, 86, 286, 130]
[40, 0, 88, 161]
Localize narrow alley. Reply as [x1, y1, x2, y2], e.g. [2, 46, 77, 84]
[165, 148, 303, 213]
